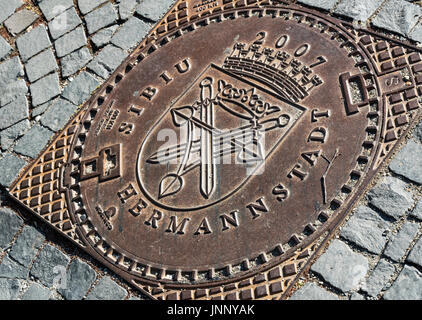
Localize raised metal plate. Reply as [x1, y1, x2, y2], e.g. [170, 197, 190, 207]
[9, 0, 422, 300]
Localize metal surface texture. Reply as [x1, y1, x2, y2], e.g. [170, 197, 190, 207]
[8, 0, 422, 300]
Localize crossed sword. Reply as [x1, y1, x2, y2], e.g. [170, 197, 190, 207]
[147, 78, 289, 199]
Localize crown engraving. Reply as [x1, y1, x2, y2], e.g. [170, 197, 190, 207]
[222, 43, 323, 103]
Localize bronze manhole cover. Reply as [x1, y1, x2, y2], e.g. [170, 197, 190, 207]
[9, 1, 422, 300]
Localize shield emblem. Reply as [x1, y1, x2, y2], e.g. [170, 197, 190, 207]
[137, 65, 306, 210]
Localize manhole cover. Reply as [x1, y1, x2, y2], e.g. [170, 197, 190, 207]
[9, 1, 422, 300]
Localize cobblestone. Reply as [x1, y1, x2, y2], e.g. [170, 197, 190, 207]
[0, 255, 29, 280]
[16, 25, 51, 62]
[0, 0, 22, 25]
[384, 222, 420, 262]
[61, 71, 100, 106]
[87, 44, 128, 79]
[0, 278, 21, 300]
[367, 177, 414, 220]
[4, 9, 39, 36]
[340, 206, 392, 254]
[0, 119, 30, 150]
[14, 124, 54, 158]
[0, 80, 27, 107]
[384, 265, 422, 300]
[411, 199, 422, 220]
[21, 283, 52, 300]
[136, 0, 177, 21]
[119, 0, 139, 20]
[0, 95, 29, 130]
[78, 0, 109, 15]
[111, 17, 149, 51]
[290, 283, 339, 300]
[54, 26, 87, 58]
[61, 47, 93, 78]
[0, 36, 12, 61]
[40, 98, 78, 132]
[85, 2, 118, 35]
[91, 25, 118, 48]
[0, 207, 23, 249]
[48, 7, 82, 40]
[297, 0, 337, 11]
[30, 244, 70, 287]
[415, 121, 422, 142]
[310, 239, 369, 293]
[9, 225, 45, 268]
[361, 259, 395, 297]
[38, 0, 74, 21]
[24, 48, 58, 83]
[0, 154, 27, 187]
[389, 140, 422, 185]
[372, 0, 422, 36]
[29, 73, 61, 106]
[58, 259, 97, 300]
[333, 0, 383, 22]
[406, 236, 422, 268]
[85, 276, 127, 300]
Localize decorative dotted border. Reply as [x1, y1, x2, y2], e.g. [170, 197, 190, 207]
[66, 6, 381, 288]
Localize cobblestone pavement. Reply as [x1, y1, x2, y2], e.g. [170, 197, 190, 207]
[0, 0, 421, 300]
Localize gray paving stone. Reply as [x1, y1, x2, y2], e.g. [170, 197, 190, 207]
[14, 124, 54, 158]
[384, 222, 420, 262]
[410, 23, 422, 43]
[0, 95, 29, 130]
[119, 0, 139, 20]
[372, 0, 422, 36]
[78, 0, 109, 15]
[61, 46, 93, 78]
[62, 71, 100, 106]
[91, 25, 118, 48]
[361, 259, 395, 297]
[289, 283, 339, 300]
[340, 206, 392, 255]
[0, 0, 22, 24]
[0, 36, 12, 60]
[85, 276, 127, 300]
[0, 278, 21, 300]
[4, 9, 39, 35]
[136, 0, 176, 21]
[367, 176, 414, 220]
[0, 255, 28, 279]
[0, 80, 27, 107]
[0, 119, 30, 150]
[334, 0, 383, 22]
[407, 236, 422, 268]
[0, 207, 23, 249]
[16, 25, 51, 62]
[296, 0, 337, 11]
[414, 120, 422, 142]
[30, 244, 70, 287]
[25, 48, 58, 83]
[0, 56, 24, 87]
[383, 265, 422, 300]
[111, 16, 149, 51]
[29, 72, 60, 106]
[411, 199, 422, 220]
[48, 7, 82, 40]
[85, 2, 118, 34]
[0, 154, 26, 187]
[21, 283, 52, 300]
[350, 292, 365, 300]
[40, 98, 78, 132]
[128, 296, 141, 300]
[38, 0, 74, 21]
[87, 44, 128, 79]
[32, 100, 54, 117]
[389, 140, 422, 185]
[9, 225, 45, 268]
[54, 26, 87, 58]
[310, 239, 369, 293]
[58, 259, 97, 300]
